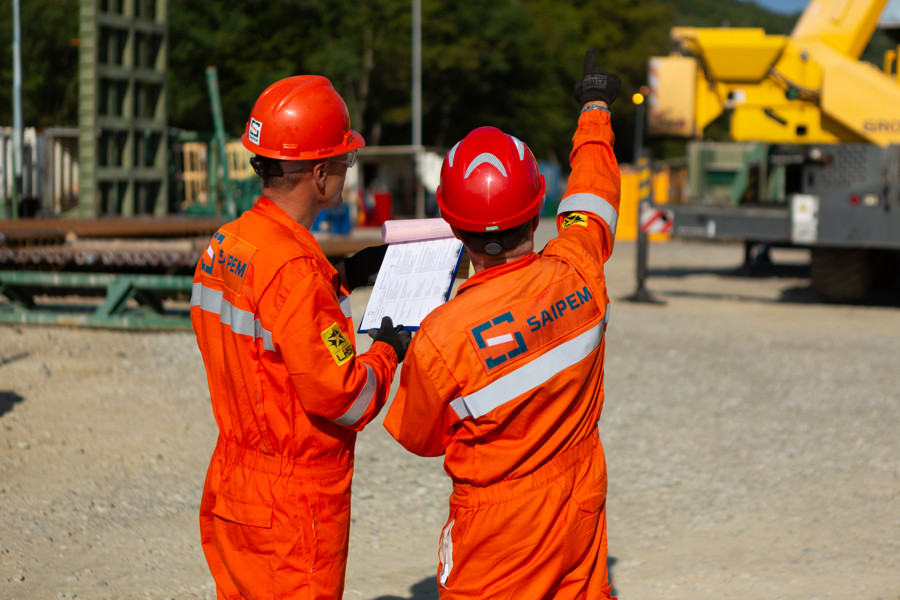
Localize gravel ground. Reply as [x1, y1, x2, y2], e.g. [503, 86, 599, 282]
[2, 222, 899, 600]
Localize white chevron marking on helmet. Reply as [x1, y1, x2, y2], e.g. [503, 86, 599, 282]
[447, 142, 461, 168]
[510, 135, 526, 160]
[465, 153, 508, 179]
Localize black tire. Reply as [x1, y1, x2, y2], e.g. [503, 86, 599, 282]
[810, 247, 872, 303]
[871, 250, 900, 290]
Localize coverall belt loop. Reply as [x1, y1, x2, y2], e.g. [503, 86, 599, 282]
[450, 431, 600, 508]
[217, 438, 350, 479]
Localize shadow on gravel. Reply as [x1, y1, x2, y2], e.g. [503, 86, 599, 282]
[778, 285, 900, 308]
[608, 555, 618, 597]
[0, 391, 24, 417]
[371, 557, 619, 599]
[372, 576, 437, 600]
[646, 262, 900, 308]
[654, 281, 900, 308]
[649, 262, 810, 280]
[651, 287, 819, 305]
[0, 351, 29, 368]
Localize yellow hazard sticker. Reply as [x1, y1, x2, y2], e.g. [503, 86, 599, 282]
[562, 212, 588, 229]
[321, 323, 355, 366]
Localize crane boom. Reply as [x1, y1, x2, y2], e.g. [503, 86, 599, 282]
[648, 0, 900, 146]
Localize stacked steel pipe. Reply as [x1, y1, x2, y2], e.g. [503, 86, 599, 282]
[0, 217, 226, 275]
[0, 216, 383, 274]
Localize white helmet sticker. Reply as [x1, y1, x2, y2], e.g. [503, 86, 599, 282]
[447, 141, 460, 168]
[465, 153, 508, 179]
[249, 118, 262, 145]
[510, 135, 525, 160]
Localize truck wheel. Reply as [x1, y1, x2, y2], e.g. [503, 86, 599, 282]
[871, 250, 900, 290]
[810, 248, 872, 303]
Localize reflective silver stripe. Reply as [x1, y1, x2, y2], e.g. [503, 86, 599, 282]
[460, 305, 610, 420]
[191, 282, 275, 352]
[558, 193, 618, 236]
[339, 294, 352, 319]
[332, 363, 376, 428]
[450, 397, 471, 420]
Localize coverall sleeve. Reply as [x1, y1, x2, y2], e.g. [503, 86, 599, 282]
[383, 328, 459, 457]
[554, 110, 620, 263]
[273, 265, 398, 431]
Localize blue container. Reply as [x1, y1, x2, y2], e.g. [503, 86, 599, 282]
[327, 204, 351, 235]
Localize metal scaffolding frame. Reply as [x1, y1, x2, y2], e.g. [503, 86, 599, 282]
[78, 0, 168, 218]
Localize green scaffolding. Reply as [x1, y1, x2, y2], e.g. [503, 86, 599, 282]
[0, 271, 193, 331]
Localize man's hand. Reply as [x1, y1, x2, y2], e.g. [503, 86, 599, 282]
[573, 48, 621, 107]
[367, 316, 412, 362]
[342, 244, 389, 289]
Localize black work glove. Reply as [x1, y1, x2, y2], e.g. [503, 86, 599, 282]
[343, 244, 388, 289]
[367, 316, 412, 362]
[573, 48, 621, 107]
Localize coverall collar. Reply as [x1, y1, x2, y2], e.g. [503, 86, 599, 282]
[252, 196, 334, 271]
[254, 195, 317, 242]
[456, 252, 539, 297]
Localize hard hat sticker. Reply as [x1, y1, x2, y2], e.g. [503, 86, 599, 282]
[248, 118, 262, 145]
[321, 323, 355, 365]
[562, 212, 588, 229]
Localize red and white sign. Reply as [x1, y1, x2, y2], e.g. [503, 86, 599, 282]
[639, 204, 673, 234]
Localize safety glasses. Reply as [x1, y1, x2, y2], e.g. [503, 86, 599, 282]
[328, 150, 357, 168]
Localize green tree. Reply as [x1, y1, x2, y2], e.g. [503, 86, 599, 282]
[668, 0, 797, 31]
[12, 0, 879, 167]
[164, 0, 676, 162]
[0, 0, 79, 127]
[167, 0, 311, 137]
[412, 0, 672, 162]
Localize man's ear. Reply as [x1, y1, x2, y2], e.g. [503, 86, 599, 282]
[312, 161, 329, 193]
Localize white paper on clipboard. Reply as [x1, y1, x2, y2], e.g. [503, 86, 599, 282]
[358, 236, 464, 332]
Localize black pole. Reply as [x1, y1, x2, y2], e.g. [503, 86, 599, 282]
[625, 98, 664, 304]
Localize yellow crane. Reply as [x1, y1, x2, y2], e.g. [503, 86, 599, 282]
[649, 0, 898, 145]
[645, 0, 900, 303]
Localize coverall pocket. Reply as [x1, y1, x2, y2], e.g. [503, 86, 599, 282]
[210, 491, 278, 599]
[573, 474, 606, 514]
[573, 447, 608, 514]
[213, 493, 274, 529]
[566, 452, 608, 570]
[305, 472, 352, 572]
[577, 495, 602, 515]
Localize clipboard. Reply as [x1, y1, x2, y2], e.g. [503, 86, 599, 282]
[357, 219, 465, 333]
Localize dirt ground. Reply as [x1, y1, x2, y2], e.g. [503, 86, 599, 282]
[2, 225, 899, 600]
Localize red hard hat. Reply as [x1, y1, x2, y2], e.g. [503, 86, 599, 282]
[241, 75, 365, 161]
[436, 126, 545, 232]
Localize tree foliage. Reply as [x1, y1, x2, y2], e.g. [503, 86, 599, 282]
[669, 0, 797, 31]
[5, 0, 891, 163]
[164, 0, 674, 162]
[0, 0, 79, 128]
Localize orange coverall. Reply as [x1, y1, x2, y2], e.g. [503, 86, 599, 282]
[384, 109, 620, 599]
[191, 196, 399, 600]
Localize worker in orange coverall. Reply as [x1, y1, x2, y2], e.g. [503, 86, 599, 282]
[191, 75, 411, 600]
[383, 49, 621, 599]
